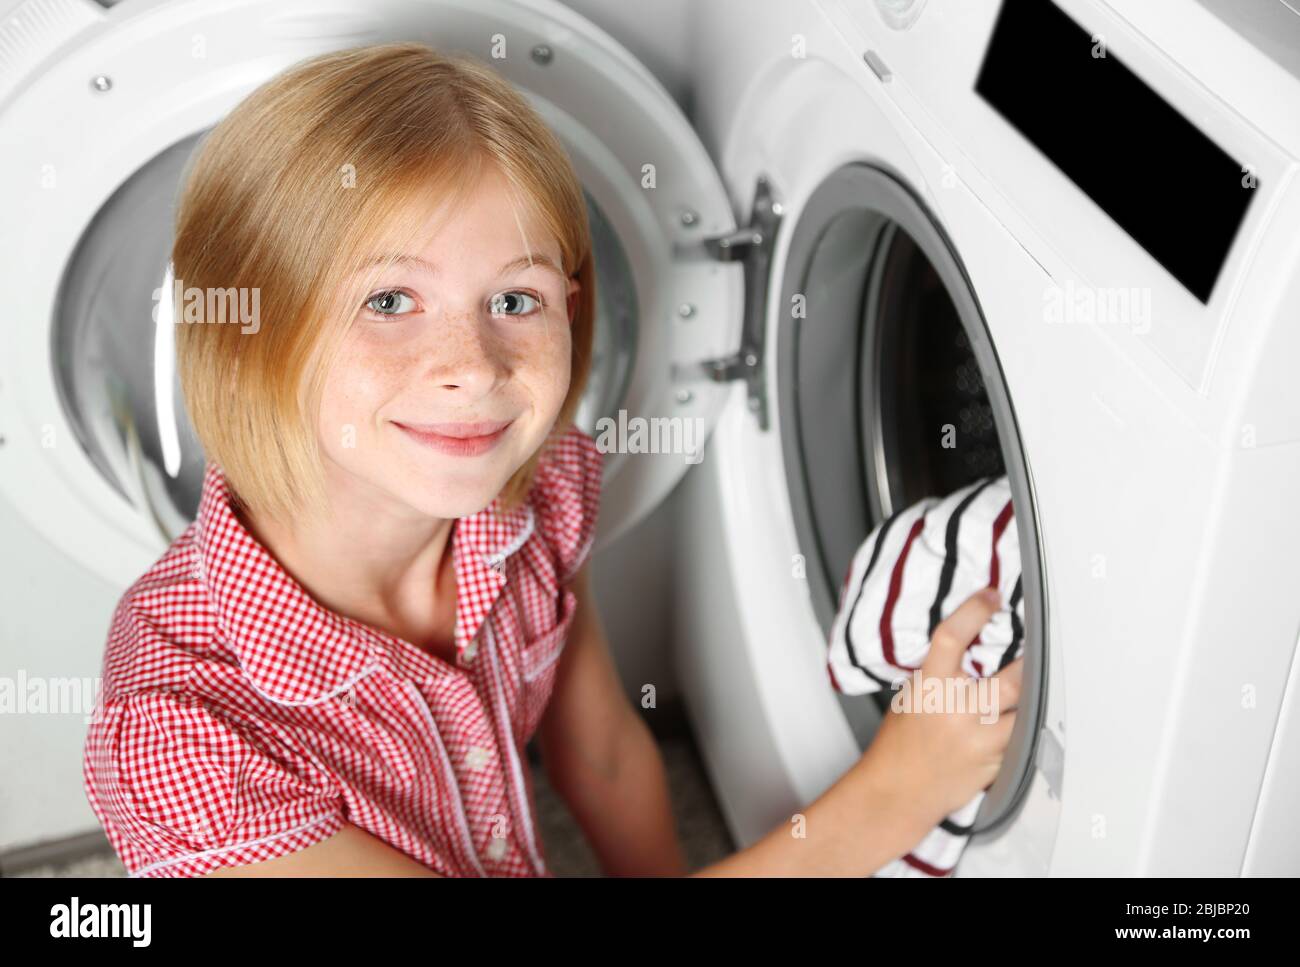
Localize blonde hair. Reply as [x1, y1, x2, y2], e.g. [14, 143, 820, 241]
[174, 42, 594, 522]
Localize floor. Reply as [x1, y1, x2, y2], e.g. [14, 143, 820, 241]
[8, 708, 736, 877]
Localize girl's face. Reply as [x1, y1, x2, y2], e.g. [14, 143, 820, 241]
[317, 165, 580, 520]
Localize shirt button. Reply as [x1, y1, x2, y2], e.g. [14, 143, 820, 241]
[465, 745, 492, 770]
[462, 640, 478, 663]
[486, 837, 508, 860]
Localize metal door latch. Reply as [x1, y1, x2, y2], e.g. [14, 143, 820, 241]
[1036, 725, 1065, 801]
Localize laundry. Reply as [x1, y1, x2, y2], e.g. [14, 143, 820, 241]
[825, 475, 1025, 877]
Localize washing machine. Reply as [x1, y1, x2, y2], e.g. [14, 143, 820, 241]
[0, 0, 741, 857]
[3, 0, 1299, 878]
[671, 0, 1300, 876]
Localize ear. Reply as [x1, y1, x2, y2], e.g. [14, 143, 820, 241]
[566, 276, 581, 323]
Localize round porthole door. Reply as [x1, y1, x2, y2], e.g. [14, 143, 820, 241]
[0, 0, 744, 585]
[774, 163, 1048, 834]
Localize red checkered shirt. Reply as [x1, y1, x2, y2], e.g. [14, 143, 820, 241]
[82, 424, 603, 877]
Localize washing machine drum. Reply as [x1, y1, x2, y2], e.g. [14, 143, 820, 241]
[772, 163, 1044, 834]
[779, 181, 1009, 638]
[51, 132, 638, 539]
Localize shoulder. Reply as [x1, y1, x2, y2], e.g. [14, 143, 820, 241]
[527, 423, 604, 582]
[100, 530, 215, 699]
[83, 688, 343, 877]
[84, 538, 348, 877]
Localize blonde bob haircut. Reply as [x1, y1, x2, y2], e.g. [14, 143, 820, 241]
[174, 42, 595, 523]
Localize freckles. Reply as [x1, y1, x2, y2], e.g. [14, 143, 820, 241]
[440, 322, 478, 352]
[325, 341, 416, 422]
[354, 337, 420, 389]
[519, 329, 571, 403]
[372, 350, 417, 386]
[511, 328, 569, 375]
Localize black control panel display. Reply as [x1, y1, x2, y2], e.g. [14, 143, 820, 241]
[975, 0, 1257, 303]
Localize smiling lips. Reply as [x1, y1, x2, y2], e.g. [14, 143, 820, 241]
[392, 419, 513, 457]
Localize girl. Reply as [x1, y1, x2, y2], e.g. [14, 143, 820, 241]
[82, 42, 1021, 877]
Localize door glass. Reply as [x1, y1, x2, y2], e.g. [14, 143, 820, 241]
[784, 211, 1006, 641]
[869, 223, 1006, 518]
[52, 133, 206, 540]
[776, 163, 1044, 834]
[574, 194, 636, 435]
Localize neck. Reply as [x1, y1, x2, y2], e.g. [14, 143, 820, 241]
[234, 476, 456, 630]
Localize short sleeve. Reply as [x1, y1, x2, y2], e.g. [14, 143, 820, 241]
[82, 690, 346, 878]
[530, 423, 604, 582]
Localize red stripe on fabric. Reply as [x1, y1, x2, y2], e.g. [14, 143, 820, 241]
[900, 851, 954, 877]
[987, 500, 1015, 590]
[880, 516, 927, 671]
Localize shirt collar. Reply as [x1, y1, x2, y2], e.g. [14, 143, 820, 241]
[450, 495, 535, 660]
[193, 462, 535, 704]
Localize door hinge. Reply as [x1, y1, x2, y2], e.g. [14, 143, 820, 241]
[674, 175, 783, 430]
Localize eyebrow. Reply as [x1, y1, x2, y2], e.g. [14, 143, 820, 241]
[356, 252, 567, 279]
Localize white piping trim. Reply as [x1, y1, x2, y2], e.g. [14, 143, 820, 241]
[485, 623, 547, 875]
[401, 679, 487, 877]
[129, 810, 341, 877]
[241, 659, 383, 708]
[482, 506, 535, 568]
[521, 635, 566, 683]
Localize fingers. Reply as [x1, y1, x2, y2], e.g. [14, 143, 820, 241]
[988, 706, 1017, 743]
[989, 655, 1024, 712]
[924, 587, 1001, 677]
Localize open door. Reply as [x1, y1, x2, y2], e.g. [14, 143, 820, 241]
[0, 0, 747, 586]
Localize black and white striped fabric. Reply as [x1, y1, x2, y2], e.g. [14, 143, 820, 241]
[826, 474, 1025, 877]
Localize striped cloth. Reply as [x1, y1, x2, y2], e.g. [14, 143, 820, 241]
[826, 475, 1025, 877]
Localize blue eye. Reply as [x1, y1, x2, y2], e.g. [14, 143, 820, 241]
[366, 290, 417, 316]
[489, 290, 543, 317]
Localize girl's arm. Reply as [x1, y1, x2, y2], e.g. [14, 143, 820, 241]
[205, 822, 444, 877]
[693, 589, 1023, 876]
[537, 577, 1021, 876]
[687, 745, 933, 876]
[535, 565, 689, 875]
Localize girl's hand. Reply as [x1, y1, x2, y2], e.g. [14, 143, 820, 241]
[858, 588, 1025, 830]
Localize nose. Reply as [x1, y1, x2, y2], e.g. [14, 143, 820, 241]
[427, 311, 509, 400]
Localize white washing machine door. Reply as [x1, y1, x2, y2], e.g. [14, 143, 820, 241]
[0, 0, 743, 585]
